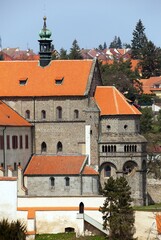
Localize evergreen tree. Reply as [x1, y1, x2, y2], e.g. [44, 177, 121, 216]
[109, 36, 122, 49]
[100, 58, 142, 101]
[139, 41, 161, 78]
[100, 177, 135, 240]
[103, 42, 107, 49]
[68, 39, 83, 59]
[140, 107, 153, 133]
[98, 44, 103, 50]
[59, 48, 68, 59]
[131, 19, 148, 59]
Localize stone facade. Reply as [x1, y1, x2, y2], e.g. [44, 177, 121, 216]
[0, 59, 147, 205]
[25, 175, 98, 196]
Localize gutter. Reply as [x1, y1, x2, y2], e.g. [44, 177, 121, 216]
[3, 127, 6, 175]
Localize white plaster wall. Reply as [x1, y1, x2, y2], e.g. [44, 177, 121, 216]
[18, 196, 105, 208]
[36, 211, 82, 234]
[0, 180, 17, 220]
[17, 197, 160, 239]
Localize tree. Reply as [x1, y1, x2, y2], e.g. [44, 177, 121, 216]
[131, 19, 148, 59]
[109, 36, 122, 49]
[100, 58, 142, 101]
[100, 177, 135, 240]
[59, 48, 68, 59]
[0, 219, 26, 240]
[140, 107, 153, 133]
[139, 41, 161, 78]
[68, 39, 83, 59]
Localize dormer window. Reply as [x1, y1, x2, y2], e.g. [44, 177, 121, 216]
[55, 77, 64, 85]
[19, 78, 28, 86]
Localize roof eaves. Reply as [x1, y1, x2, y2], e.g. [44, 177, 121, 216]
[79, 155, 88, 174]
[84, 58, 96, 95]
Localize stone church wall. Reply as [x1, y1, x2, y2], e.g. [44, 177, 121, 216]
[25, 175, 99, 196]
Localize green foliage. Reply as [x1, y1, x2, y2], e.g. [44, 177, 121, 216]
[100, 177, 135, 240]
[131, 19, 148, 59]
[0, 219, 26, 240]
[100, 59, 142, 101]
[35, 233, 104, 240]
[137, 94, 154, 106]
[140, 107, 153, 133]
[59, 48, 68, 60]
[0, 53, 3, 60]
[139, 41, 161, 78]
[68, 39, 83, 60]
[98, 42, 107, 50]
[109, 36, 122, 49]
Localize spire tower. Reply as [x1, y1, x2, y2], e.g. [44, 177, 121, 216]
[38, 16, 53, 67]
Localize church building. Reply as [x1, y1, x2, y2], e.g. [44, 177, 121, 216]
[0, 17, 147, 205]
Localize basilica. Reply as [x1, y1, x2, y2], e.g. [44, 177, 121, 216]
[0, 17, 147, 205]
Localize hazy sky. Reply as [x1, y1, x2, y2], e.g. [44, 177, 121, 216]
[1, 0, 161, 53]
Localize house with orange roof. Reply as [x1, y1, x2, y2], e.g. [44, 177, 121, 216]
[0, 17, 147, 205]
[140, 76, 161, 97]
[0, 100, 32, 173]
[24, 155, 99, 196]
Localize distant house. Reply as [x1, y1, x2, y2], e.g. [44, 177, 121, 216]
[140, 76, 161, 97]
[1, 48, 39, 60]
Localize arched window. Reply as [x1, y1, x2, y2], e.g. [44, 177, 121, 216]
[41, 110, 46, 119]
[50, 177, 55, 187]
[56, 106, 62, 119]
[65, 177, 70, 186]
[25, 110, 30, 119]
[104, 165, 111, 177]
[102, 145, 105, 152]
[41, 142, 47, 153]
[79, 202, 84, 214]
[57, 141, 63, 152]
[74, 109, 79, 119]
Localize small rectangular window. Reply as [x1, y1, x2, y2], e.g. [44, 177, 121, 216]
[0, 135, 4, 150]
[65, 177, 70, 187]
[19, 135, 23, 149]
[25, 135, 29, 149]
[19, 78, 28, 86]
[55, 77, 64, 85]
[7, 135, 10, 149]
[12, 135, 18, 149]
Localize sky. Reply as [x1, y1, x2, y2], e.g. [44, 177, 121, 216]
[1, 0, 161, 53]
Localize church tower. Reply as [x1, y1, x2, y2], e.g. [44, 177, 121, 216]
[38, 16, 53, 67]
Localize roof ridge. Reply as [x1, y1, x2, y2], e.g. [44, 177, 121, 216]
[115, 88, 138, 114]
[113, 87, 119, 114]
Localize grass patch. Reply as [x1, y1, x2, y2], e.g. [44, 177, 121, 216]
[35, 233, 105, 240]
[134, 203, 161, 211]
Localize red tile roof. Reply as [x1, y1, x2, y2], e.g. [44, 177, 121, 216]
[0, 60, 94, 97]
[140, 76, 161, 94]
[0, 100, 31, 126]
[94, 86, 141, 115]
[24, 155, 98, 175]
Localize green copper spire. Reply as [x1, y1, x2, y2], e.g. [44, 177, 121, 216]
[39, 16, 52, 40]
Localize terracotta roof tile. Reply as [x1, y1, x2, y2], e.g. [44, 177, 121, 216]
[0, 100, 31, 126]
[0, 60, 93, 97]
[94, 86, 141, 115]
[24, 155, 98, 175]
[140, 76, 161, 94]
